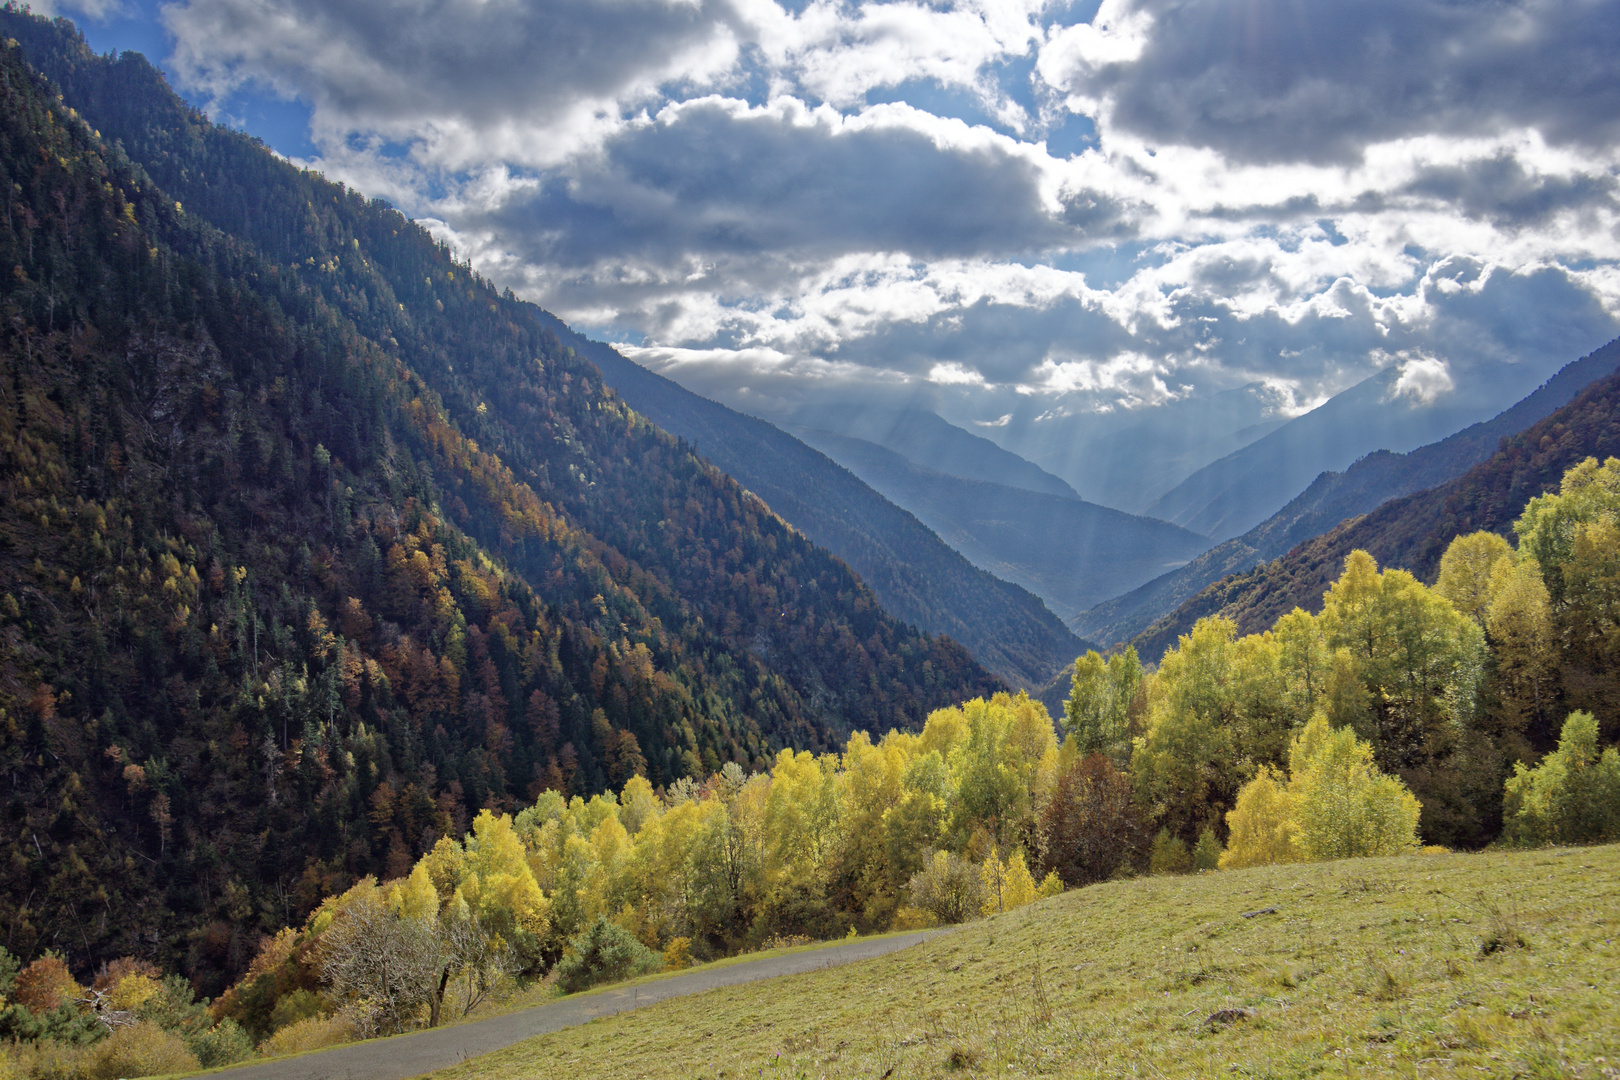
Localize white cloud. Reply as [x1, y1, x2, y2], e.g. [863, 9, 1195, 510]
[150, 0, 1620, 431]
[1389, 354, 1456, 404]
[928, 362, 987, 386]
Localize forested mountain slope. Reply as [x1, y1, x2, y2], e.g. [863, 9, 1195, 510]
[787, 427, 1213, 619]
[0, 17, 996, 989]
[1075, 339, 1620, 646]
[1130, 365, 1620, 663]
[559, 329, 1089, 691]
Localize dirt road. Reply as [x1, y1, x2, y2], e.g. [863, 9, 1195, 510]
[202, 931, 943, 1080]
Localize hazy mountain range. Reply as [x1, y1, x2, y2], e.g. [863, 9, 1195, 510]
[1076, 336, 1620, 647]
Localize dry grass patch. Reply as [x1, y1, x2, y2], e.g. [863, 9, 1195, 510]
[428, 844, 1620, 1079]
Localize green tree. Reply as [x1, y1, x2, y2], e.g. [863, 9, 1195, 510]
[1501, 711, 1620, 847]
[1218, 765, 1298, 870]
[1435, 531, 1515, 625]
[1485, 557, 1556, 752]
[1220, 713, 1419, 867]
[1319, 551, 1486, 770]
[1286, 713, 1421, 861]
[1063, 647, 1142, 761]
[950, 693, 1057, 847]
[1131, 618, 1241, 844]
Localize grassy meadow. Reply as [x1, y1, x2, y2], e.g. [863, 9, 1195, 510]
[430, 844, 1620, 1079]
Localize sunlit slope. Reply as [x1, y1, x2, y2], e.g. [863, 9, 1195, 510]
[428, 845, 1620, 1079]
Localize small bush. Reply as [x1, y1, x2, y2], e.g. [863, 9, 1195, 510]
[891, 905, 937, 931]
[188, 1018, 255, 1068]
[554, 917, 663, 994]
[1191, 827, 1221, 871]
[1148, 829, 1190, 875]
[759, 934, 814, 950]
[907, 851, 985, 924]
[661, 937, 693, 971]
[1036, 871, 1064, 899]
[267, 988, 328, 1034]
[259, 1013, 357, 1057]
[85, 1022, 199, 1080]
[6, 1038, 93, 1080]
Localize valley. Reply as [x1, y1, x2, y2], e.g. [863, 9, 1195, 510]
[0, 5, 1618, 1079]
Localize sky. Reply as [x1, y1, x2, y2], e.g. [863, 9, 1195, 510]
[40, 0, 1620, 440]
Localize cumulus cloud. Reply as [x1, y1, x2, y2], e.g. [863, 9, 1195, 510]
[1039, 0, 1620, 165]
[149, 0, 1620, 441]
[1389, 355, 1455, 405]
[163, 0, 747, 166]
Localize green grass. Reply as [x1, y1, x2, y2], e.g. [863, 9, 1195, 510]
[427, 844, 1620, 1079]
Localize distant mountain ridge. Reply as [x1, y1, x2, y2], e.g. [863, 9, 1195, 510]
[1128, 360, 1620, 663]
[784, 403, 1081, 499]
[787, 427, 1213, 619]
[982, 382, 1291, 514]
[1074, 337, 1620, 647]
[1144, 357, 1576, 542]
[539, 323, 1091, 690]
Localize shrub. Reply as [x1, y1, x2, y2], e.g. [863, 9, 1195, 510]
[1191, 827, 1222, 871]
[554, 917, 662, 994]
[267, 988, 328, 1034]
[259, 1014, 357, 1057]
[188, 1019, 255, 1068]
[661, 937, 692, 971]
[0, 1002, 104, 1048]
[5, 1038, 93, 1080]
[979, 849, 1037, 916]
[1289, 713, 1421, 860]
[1220, 765, 1298, 869]
[1148, 829, 1191, 875]
[84, 1022, 199, 1080]
[1502, 711, 1620, 846]
[891, 905, 937, 931]
[906, 851, 984, 925]
[1036, 871, 1064, 900]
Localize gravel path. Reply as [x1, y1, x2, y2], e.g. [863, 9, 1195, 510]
[200, 931, 944, 1080]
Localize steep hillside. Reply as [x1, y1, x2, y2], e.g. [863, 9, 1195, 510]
[0, 18, 997, 987]
[1145, 359, 1563, 542]
[1132, 364, 1620, 662]
[540, 326, 1090, 690]
[1075, 338, 1620, 646]
[789, 428, 1213, 619]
